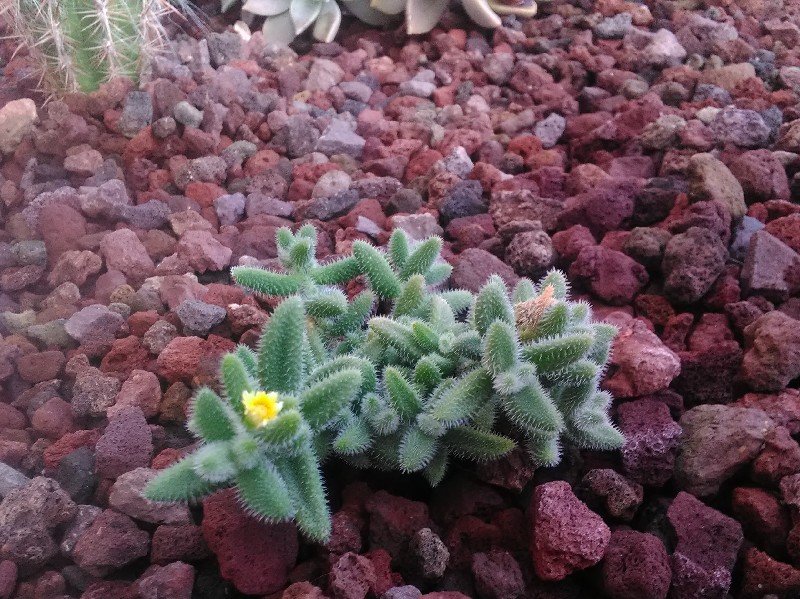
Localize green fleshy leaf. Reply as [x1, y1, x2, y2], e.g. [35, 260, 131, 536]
[411, 321, 440, 354]
[400, 237, 442, 280]
[471, 396, 498, 431]
[333, 417, 373, 455]
[523, 302, 568, 341]
[236, 462, 295, 522]
[425, 262, 453, 286]
[232, 266, 304, 296]
[384, 366, 422, 420]
[587, 323, 618, 365]
[394, 275, 427, 317]
[276, 227, 295, 252]
[472, 275, 515, 336]
[427, 367, 493, 427]
[369, 317, 425, 363]
[353, 241, 402, 299]
[568, 301, 591, 326]
[325, 290, 375, 338]
[482, 321, 519, 375]
[311, 256, 362, 285]
[414, 356, 443, 395]
[306, 289, 349, 319]
[388, 228, 410, 270]
[254, 409, 308, 448]
[526, 429, 562, 467]
[288, 237, 315, 271]
[228, 434, 262, 470]
[444, 428, 515, 461]
[521, 332, 595, 375]
[188, 388, 239, 441]
[193, 442, 237, 483]
[235, 345, 259, 379]
[565, 391, 624, 451]
[512, 278, 536, 303]
[422, 448, 449, 486]
[398, 425, 439, 472]
[538, 269, 570, 300]
[307, 355, 377, 395]
[437, 290, 473, 315]
[258, 297, 306, 393]
[220, 354, 254, 419]
[142, 459, 221, 503]
[300, 368, 363, 429]
[428, 296, 457, 333]
[544, 359, 599, 387]
[501, 379, 563, 433]
[275, 447, 331, 542]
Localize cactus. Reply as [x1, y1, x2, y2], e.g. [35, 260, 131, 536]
[0, 0, 202, 97]
[147, 226, 622, 542]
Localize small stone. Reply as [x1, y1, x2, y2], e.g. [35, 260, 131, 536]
[176, 230, 232, 273]
[94, 407, 153, 479]
[109, 468, 191, 524]
[213, 193, 246, 226]
[175, 299, 227, 337]
[534, 113, 566, 148]
[675, 404, 774, 496]
[710, 108, 771, 148]
[741, 230, 800, 302]
[662, 227, 728, 305]
[0, 99, 37, 154]
[329, 552, 377, 599]
[295, 190, 359, 221]
[117, 91, 153, 138]
[71, 367, 123, 419]
[577, 469, 644, 522]
[687, 153, 747, 220]
[505, 229, 555, 278]
[409, 528, 449, 580]
[173, 101, 203, 128]
[312, 170, 352, 199]
[450, 248, 519, 293]
[307, 58, 344, 92]
[602, 530, 671, 599]
[53, 447, 96, 503]
[72, 509, 150, 576]
[100, 228, 155, 283]
[595, 13, 633, 39]
[470, 550, 525, 599]
[143, 320, 178, 355]
[740, 311, 800, 392]
[317, 119, 366, 158]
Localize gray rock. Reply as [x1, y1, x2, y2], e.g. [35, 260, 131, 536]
[281, 115, 320, 159]
[64, 304, 125, 350]
[11, 240, 46, 267]
[741, 230, 800, 302]
[27, 320, 72, 348]
[340, 81, 373, 103]
[175, 299, 227, 337]
[119, 201, 171, 230]
[213, 193, 246, 226]
[245, 193, 293, 218]
[53, 447, 96, 504]
[439, 180, 487, 224]
[173, 101, 203, 128]
[437, 146, 473, 178]
[662, 226, 728, 304]
[710, 107, 771, 148]
[385, 189, 423, 215]
[534, 113, 566, 148]
[206, 31, 241, 67]
[221, 140, 257, 167]
[312, 170, 352, 199]
[71, 367, 122, 419]
[0, 463, 30, 499]
[409, 528, 449, 580]
[108, 468, 191, 525]
[152, 116, 177, 138]
[143, 320, 178, 355]
[595, 13, 633, 39]
[398, 79, 436, 98]
[675, 404, 774, 496]
[505, 229, 555, 278]
[306, 58, 344, 92]
[117, 91, 153, 138]
[730, 216, 765, 262]
[295, 190, 359, 221]
[381, 586, 423, 599]
[60, 505, 101, 557]
[392, 214, 443, 240]
[316, 119, 366, 158]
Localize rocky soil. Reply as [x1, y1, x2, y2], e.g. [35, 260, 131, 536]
[0, 0, 799, 597]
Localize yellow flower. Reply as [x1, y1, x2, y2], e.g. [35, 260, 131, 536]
[242, 390, 283, 428]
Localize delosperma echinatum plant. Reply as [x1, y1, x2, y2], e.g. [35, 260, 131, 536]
[144, 226, 623, 541]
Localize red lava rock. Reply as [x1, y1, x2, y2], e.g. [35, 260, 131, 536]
[672, 341, 743, 407]
[602, 316, 681, 398]
[31, 397, 74, 439]
[99, 228, 156, 283]
[529, 481, 610, 581]
[134, 562, 195, 599]
[128, 311, 161, 337]
[667, 492, 743, 599]
[201, 488, 298, 595]
[0, 403, 26, 430]
[661, 226, 729, 305]
[155, 336, 206, 383]
[364, 548, 394, 597]
[751, 425, 800, 485]
[551, 225, 596, 261]
[577, 469, 644, 522]
[731, 487, 790, 557]
[38, 203, 87, 258]
[43, 430, 100, 470]
[740, 311, 800, 392]
[176, 230, 232, 273]
[150, 524, 210, 564]
[764, 213, 800, 254]
[601, 530, 671, 599]
[735, 388, 800, 435]
[109, 369, 161, 419]
[617, 398, 682, 487]
[94, 406, 153, 479]
[740, 547, 800, 599]
[329, 552, 377, 599]
[569, 245, 649, 305]
[470, 550, 525, 599]
[72, 509, 150, 576]
[728, 149, 791, 203]
[365, 490, 431, 565]
[0, 561, 16, 599]
[444, 515, 503, 570]
[99, 336, 150, 378]
[449, 248, 519, 293]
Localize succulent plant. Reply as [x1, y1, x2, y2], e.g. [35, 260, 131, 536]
[146, 226, 622, 541]
[0, 0, 204, 97]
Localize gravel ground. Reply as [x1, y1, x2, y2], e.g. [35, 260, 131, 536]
[0, 0, 799, 597]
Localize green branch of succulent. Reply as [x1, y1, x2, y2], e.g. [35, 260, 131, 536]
[147, 225, 622, 542]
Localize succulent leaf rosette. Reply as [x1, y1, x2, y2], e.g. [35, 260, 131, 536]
[145, 226, 622, 542]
